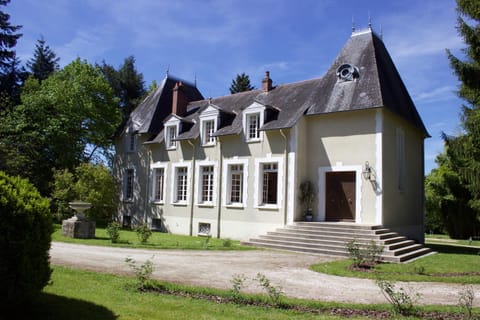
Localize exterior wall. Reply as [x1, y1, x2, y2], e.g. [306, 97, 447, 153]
[113, 132, 151, 228]
[381, 110, 425, 243]
[304, 109, 378, 224]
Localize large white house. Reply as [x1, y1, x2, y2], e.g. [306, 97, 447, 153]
[114, 28, 429, 243]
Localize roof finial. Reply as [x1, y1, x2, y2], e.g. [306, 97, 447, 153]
[194, 72, 197, 87]
[352, 15, 355, 33]
[165, 65, 170, 77]
[368, 12, 372, 30]
[380, 24, 383, 40]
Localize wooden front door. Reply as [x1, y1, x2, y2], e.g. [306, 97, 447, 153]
[325, 171, 356, 221]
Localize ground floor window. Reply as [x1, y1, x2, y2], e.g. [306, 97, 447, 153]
[229, 164, 244, 204]
[200, 165, 214, 203]
[152, 167, 165, 202]
[175, 166, 188, 203]
[125, 169, 134, 201]
[262, 163, 278, 205]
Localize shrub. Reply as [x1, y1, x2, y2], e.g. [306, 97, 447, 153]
[0, 171, 53, 308]
[230, 273, 247, 301]
[223, 238, 233, 248]
[345, 239, 383, 268]
[125, 256, 154, 290]
[256, 273, 285, 306]
[106, 221, 121, 243]
[135, 223, 152, 244]
[376, 279, 420, 316]
[458, 285, 476, 320]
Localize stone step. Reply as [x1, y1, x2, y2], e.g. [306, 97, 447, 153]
[244, 223, 433, 263]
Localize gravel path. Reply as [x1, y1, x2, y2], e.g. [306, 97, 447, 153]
[50, 242, 480, 306]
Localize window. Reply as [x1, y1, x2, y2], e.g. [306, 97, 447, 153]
[151, 218, 162, 231]
[152, 167, 165, 202]
[202, 119, 216, 145]
[246, 113, 260, 140]
[229, 164, 243, 204]
[175, 166, 188, 203]
[125, 169, 134, 201]
[397, 128, 405, 192]
[166, 125, 177, 149]
[198, 222, 211, 236]
[127, 133, 136, 152]
[262, 163, 278, 205]
[200, 166, 214, 203]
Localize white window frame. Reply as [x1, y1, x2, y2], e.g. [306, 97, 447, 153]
[243, 102, 265, 142]
[195, 160, 218, 207]
[170, 161, 191, 205]
[222, 158, 248, 208]
[254, 156, 283, 209]
[123, 167, 135, 202]
[199, 105, 220, 147]
[200, 118, 217, 146]
[150, 162, 167, 204]
[126, 132, 136, 152]
[165, 124, 178, 150]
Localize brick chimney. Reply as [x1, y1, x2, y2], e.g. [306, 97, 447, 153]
[262, 71, 273, 92]
[172, 82, 188, 116]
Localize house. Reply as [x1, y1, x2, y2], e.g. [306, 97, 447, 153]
[114, 28, 429, 244]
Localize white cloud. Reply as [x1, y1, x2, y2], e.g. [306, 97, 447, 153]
[413, 86, 457, 103]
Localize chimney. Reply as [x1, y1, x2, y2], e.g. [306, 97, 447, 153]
[172, 82, 188, 116]
[262, 71, 273, 92]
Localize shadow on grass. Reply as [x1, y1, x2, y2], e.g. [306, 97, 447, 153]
[426, 243, 480, 255]
[15, 292, 118, 320]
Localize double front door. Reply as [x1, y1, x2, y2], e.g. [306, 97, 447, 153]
[325, 171, 355, 222]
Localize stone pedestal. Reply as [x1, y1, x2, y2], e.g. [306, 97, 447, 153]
[62, 216, 96, 239]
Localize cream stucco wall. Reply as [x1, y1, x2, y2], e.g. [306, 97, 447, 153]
[303, 109, 379, 224]
[381, 110, 425, 243]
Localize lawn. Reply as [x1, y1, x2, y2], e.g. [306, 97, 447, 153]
[52, 224, 254, 251]
[20, 266, 469, 320]
[25, 266, 373, 320]
[311, 242, 480, 284]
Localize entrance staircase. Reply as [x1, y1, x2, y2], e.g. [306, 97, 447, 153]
[242, 222, 433, 263]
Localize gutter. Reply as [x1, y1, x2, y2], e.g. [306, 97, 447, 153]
[216, 139, 223, 238]
[280, 129, 289, 225]
[187, 140, 196, 236]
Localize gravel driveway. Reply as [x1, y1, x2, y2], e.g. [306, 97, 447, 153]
[50, 242, 480, 306]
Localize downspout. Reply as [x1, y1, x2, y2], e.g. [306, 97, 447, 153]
[280, 129, 288, 225]
[187, 140, 196, 236]
[216, 139, 223, 238]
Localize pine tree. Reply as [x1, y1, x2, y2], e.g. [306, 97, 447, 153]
[430, 0, 480, 238]
[0, 0, 22, 108]
[229, 73, 254, 94]
[27, 36, 60, 82]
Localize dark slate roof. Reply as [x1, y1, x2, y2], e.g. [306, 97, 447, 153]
[146, 29, 428, 144]
[306, 29, 428, 136]
[126, 74, 203, 135]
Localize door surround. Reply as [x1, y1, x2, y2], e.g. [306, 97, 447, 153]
[317, 165, 362, 223]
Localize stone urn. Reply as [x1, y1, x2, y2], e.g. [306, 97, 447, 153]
[62, 201, 96, 239]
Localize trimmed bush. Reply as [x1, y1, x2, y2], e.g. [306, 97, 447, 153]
[0, 171, 53, 308]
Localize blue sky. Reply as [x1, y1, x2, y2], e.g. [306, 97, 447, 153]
[6, 0, 465, 174]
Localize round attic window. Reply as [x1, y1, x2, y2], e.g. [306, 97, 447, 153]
[336, 64, 359, 81]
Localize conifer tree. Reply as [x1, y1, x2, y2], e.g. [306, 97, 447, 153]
[229, 73, 254, 94]
[27, 36, 60, 82]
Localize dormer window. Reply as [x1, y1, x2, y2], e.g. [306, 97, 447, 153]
[166, 125, 177, 150]
[247, 113, 260, 140]
[201, 119, 216, 146]
[243, 102, 266, 142]
[336, 63, 359, 82]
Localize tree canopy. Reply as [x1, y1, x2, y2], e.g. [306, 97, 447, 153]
[229, 72, 255, 94]
[98, 55, 146, 121]
[0, 59, 121, 195]
[26, 36, 59, 82]
[426, 0, 480, 238]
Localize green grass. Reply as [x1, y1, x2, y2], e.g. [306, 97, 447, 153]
[426, 234, 480, 247]
[52, 224, 254, 250]
[23, 266, 375, 320]
[19, 266, 470, 320]
[311, 243, 480, 284]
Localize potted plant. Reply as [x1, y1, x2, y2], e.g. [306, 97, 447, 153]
[299, 180, 316, 221]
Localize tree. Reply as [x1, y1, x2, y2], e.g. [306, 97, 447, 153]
[0, 171, 52, 308]
[0, 59, 121, 195]
[428, 0, 480, 238]
[0, 0, 23, 109]
[26, 36, 60, 82]
[99, 55, 146, 121]
[52, 163, 119, 225]
[229, 72, 254, 94]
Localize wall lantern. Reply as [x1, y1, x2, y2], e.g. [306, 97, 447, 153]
[362, 161, 373, 181]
